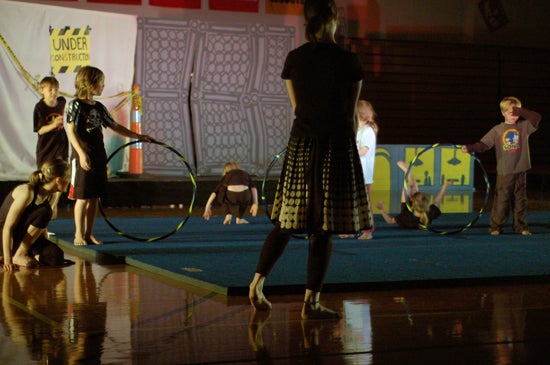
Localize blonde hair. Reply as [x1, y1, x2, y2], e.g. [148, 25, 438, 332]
[222, 161, 241, 176]
[74, 66, 104, 99]
[410, 192, 430, 227]
[29, 158, 70, 188]
[500, 96, 521, 112]
[39, 76, 59, 90]
[357, 100, 379, 134]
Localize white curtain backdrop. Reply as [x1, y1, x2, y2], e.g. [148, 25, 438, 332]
[0, 0, 137, 180]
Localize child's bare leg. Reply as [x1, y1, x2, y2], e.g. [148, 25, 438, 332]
[223, 214, 232, 225]
[84, 198, 102, 245]
[397, 160, 419, 198]
[74, 199, 88, 246]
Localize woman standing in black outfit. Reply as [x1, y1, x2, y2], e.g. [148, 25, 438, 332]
[249, 0, 372, 319]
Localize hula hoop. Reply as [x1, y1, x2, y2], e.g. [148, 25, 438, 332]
[99, 140, 197, 242]
[261, 148, 308, 239]
[261, 148, 286, 218]
[403, 143, 490, 235]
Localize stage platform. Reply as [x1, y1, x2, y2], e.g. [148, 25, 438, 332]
[49, 212, 550, 296]
[3, 173, 550, 296]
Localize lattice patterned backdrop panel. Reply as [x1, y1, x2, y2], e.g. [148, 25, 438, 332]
[136, 18, 197, 175]
[137, 18, 294, 177]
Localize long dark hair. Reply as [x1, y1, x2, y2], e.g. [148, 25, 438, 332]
[304, 0, 338, 42]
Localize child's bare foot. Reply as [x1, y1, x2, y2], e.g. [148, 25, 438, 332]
[236, 218, 249, 224]
[249, 284, 272, 311]
[86, 235, 103, 245]
[74, 236, 87, 246]
[301, 302, 341, 320]
[338, 234, 355, 239]
[12, 254, 38, 268]
[357, 232, 372, 240]
[223, 215, 232, 224]
[521, 230, 532, 236]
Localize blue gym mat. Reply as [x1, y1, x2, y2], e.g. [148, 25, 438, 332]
[49, 212, 550, 295]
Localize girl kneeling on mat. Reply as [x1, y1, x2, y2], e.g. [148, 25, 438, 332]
[203, 161, 259, 225]
[1, 159, 70, 272]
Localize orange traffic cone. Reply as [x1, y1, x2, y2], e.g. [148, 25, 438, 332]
[129, 83, 143, 175]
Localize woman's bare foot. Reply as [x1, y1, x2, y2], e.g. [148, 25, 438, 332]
[223, 215, 232, 224]
[249, 284, 272, 311]
[85, 235, 103, 245]
[236, 218, 249, 224]
[12, 254, 38, 268]
[301, 302, 341, 320]
[74, 236, 87, 246]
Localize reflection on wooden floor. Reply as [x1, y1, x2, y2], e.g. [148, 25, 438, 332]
[2, 259, 550, 364]
[2, 187, 550, 364]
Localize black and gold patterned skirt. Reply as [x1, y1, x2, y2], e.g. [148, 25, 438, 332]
[271, 135, 373, 234]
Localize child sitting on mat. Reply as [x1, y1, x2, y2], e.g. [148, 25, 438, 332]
[376, 160, 453, 229]
[203, 161, 259, 224]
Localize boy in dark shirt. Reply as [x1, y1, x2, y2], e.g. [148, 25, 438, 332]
[33, 76, 68, 219]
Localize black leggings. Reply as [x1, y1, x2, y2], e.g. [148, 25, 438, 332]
[255, 223, 333, 292]
[221, 190, 252, 218]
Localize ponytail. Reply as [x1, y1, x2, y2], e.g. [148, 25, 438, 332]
[29, 159, 70, 187]
[304, 0, 338, 42]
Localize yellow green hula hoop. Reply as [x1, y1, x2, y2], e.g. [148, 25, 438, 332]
[98, 140, 197, 242]
[403, 143, 490, 235]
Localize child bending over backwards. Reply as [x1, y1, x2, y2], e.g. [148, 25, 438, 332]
[377, 161, 453, 229]
[203, 161, 259, 224]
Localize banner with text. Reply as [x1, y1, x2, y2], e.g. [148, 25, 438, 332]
[50, 26, 91, 73]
